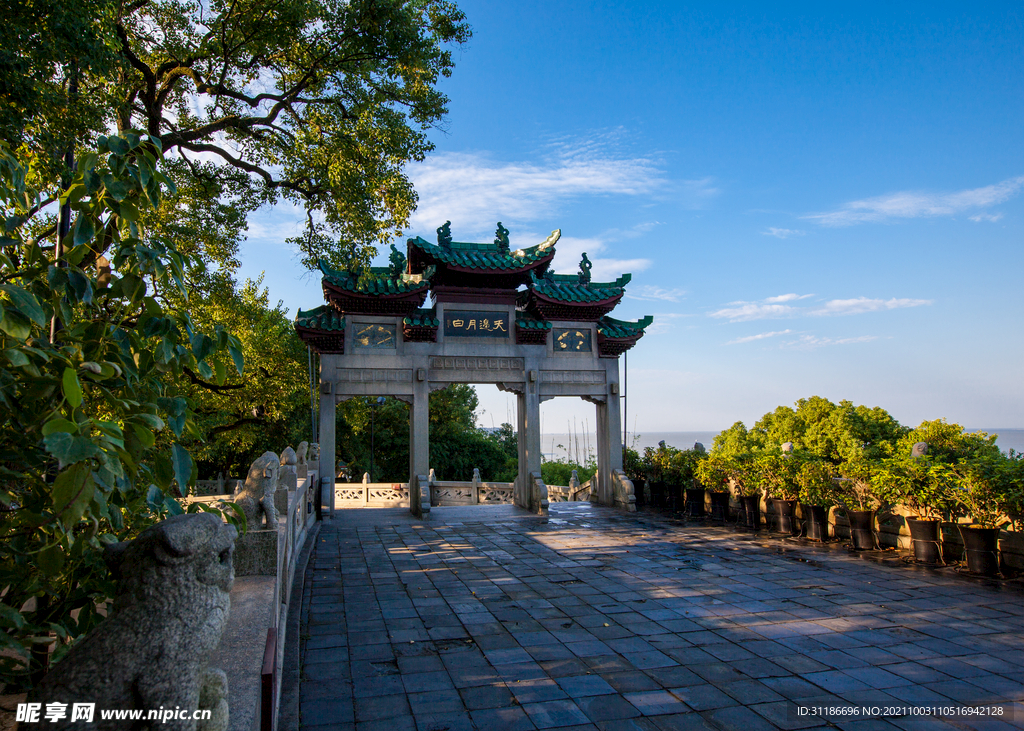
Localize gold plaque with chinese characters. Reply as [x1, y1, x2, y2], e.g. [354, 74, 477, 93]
[443, 311, 510, 338]
[353, 323, 397, 349]
[554, 328, 592, 352]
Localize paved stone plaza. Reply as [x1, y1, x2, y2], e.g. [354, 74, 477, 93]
[297, 503, 1024, 731]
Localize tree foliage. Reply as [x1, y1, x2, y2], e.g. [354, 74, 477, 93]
[333, 386, 511, 483]
[185, 278, 312, 477]
[0, 134, 242, 687]
[713, 396, 909, 463]
[6, 0, 471, 271]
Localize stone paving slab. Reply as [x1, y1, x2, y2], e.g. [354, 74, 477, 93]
[298, 503, 1024, 731]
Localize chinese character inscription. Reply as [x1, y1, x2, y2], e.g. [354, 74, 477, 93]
[444, 311, 509, 338]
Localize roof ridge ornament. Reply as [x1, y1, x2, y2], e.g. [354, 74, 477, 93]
[537, 229, 560, 251]
[578, 252, 592, 285]
[494, 222, 510, 253]
[436, 220, 453, 249]
[388, 243, 407, 279]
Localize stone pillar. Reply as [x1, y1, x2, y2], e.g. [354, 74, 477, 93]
[409, 379, 430, 517]
[594, 400, 610, 506]
[513, 374, 544, 514]
[318, 373, 336, 520]
[515, 391, 528, 510]
[593, 361, 625, 509]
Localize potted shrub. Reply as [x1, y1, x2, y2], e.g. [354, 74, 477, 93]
[874, 457, 954, 564]
[952, 456, 1008, 576]
[668, 448, 704, 517]
[695, 454, 733, 522]
[796, 459, 837, 541]
[837, 460, 882, 550]
[758, 454, 801, 535]
[639, 446, 660, 507]
[733, 456, 765, 531]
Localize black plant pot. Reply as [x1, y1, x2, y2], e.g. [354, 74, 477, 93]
[907, 517, 943, 564]
[645, 480, 664, 507]
[959, 525, 1000, 576]
[771, 498, 798, 534]
[741, 495, 761, 530]
[801, 504, 828, 541]
[848, 509, 876, 550]
[710, 491, 731, 522]
[685, 488, 706, 518]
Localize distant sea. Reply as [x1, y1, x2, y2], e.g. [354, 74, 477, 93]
[541, 428, 1024, 461]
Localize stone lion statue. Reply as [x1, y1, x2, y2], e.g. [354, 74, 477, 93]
[236, 451, 280, 528]
[31, 513, 236, 731]
[295, 442, 309, 478]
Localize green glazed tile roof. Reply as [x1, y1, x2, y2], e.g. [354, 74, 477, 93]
[319, 261, 429, 295]
[597, 315, 653, 338]
[408, 234, 556, 271]
[529, 272, 631, 303]
[515, 311, 553, 330]
[295, 305, 345, 332]
[403, 308, 440, 328]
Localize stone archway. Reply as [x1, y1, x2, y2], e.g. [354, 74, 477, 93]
[296, 225, 652, 518]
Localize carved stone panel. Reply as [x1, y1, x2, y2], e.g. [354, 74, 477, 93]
[336, 369, 413, 383]
[541, 370, 605, 384]
[430, 357, 524, 371]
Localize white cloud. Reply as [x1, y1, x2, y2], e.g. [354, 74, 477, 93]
[643, 313, 693, 335]
[804, 176, 1024, 226]
[407, 150, 664, 238]
[246, 201, 307, 247]
[709, 302, 797, 322]
[626, 285, 688, 303]
[726, 329, 793, 345]
[710, 294, 931, 322]
[679, 178, 721, 208]
[811, 297, 932, 316]
[546, 235, 651, 282]
[765, 293, 813, 303]
[762, 227, 805, 239]
[780, 335, 879, 350]
[969, 212, 1004, 223]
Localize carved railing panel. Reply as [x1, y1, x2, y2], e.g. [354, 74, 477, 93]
[612, 469, 636, 512]
[334, 483, 410, 508]
[480, 487, 513, 504]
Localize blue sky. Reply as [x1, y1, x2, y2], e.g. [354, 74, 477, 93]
[241, 2, 1024, 433]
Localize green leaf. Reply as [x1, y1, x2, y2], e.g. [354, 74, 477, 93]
[51, 463, 95, 528]
[0, 310, 31, 339]
[133, 413, 165, 430]
[66, 270, 94, 304]
[228, 344, 244, 375]
[171, 443, 193, 494]
[146, 484, 165, 511]
[131, 423, 156, 448]
[37, 544, 65, 576]
[62, 367, 83, 407]
[164, 496, 185, 516]
[0, 603, 25, 629]
[105, 179, 129, 202]
[0, 284, 46, 326]
[106, 136, 128, 156]
[213, 359, 227, 385]
[72, 215, 96, 247]
[191, 332, 213, 362]
[44, 432, 102, 467]
[42, 418, 79, 436]
[4, 348, 29, 367]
